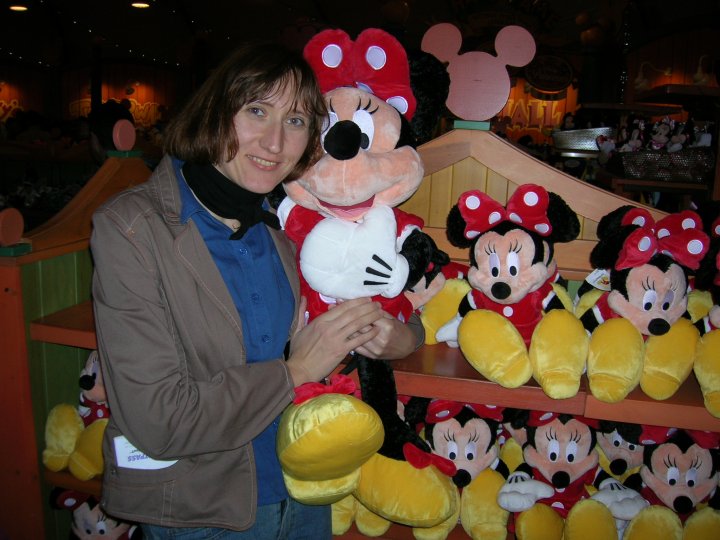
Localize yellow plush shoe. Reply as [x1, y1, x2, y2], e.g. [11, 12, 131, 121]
[641, 318, 699, 400]
[421, 278, 472, 345]
[331, 495, 358, 536]
[42, 403, 84, 473]
[354, 453, 457, 528]
[514, 504, 564, 540]
[277, 392, 383, 481]
[694, 329, 720, 418]
[529, 309, 588, 399]
[460, 468, 508, 540]
[563, 499, 616, 540]
[458, 309, 533, 388]
[354, 499, 392, 537]
[587, 318, 644, 403]
[623, 505, 682, 540]
[683, 506, 720, 540]
[283, 469, 361, 505]
[68, 418, 108, 481]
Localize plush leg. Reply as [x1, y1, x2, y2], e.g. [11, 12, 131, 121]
[413, 487, 460, 540]
[529, 309, 588, 399]
[458, 309, 533, 388]
[641, 318, 699, 400]
[68, 418, 108, 481]
[421, 278, 472, 345]
[331, 495, 358, 536]
[682, 506, 720, 540]
[693, 329, 720, 418]
[354, 499, 392, 537]
[587, 318, 644, 403]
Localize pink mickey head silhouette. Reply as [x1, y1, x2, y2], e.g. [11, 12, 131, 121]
[421, 23, 536, 121]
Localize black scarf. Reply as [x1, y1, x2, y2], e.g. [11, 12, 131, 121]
[182, 162, 280, 240]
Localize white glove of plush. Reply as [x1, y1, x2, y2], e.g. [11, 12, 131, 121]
[435, 313, 462, 348]
[591, 478, 648, 520]
[300, 205, 409, 300]
[497, 471, 554, 512]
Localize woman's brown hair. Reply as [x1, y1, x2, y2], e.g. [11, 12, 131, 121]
[163, 41, 327, 180]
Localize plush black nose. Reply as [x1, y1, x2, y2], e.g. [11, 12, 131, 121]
[552, 470, 570, 489]
[648, 318, 671, 336]
[609, 459, 628, 476]
[673, 495, 693, 515]
[323, 120, 362, 160]
[453, 469, 472, 488]
[491, 282, 511, 300]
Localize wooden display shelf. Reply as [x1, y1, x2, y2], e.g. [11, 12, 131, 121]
[29, 300, 97, 349]
[33, 302, 720, 432]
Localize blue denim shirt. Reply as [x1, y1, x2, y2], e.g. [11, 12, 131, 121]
[176, 159, 293, 505]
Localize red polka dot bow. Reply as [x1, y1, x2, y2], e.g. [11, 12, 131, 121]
[616, 208, 709, 271]
[303, 28, 416, 119]
[458, 184, 552, 240]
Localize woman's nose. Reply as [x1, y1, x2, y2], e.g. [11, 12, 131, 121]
[261, 121, 283, 153]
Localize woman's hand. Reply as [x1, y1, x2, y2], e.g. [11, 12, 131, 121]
[286, 297, 384, 385]
[352, 312, 416, 360]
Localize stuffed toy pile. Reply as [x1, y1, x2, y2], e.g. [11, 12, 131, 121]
[433, 184, 588, 400]
[575, 205, 711, 404]
[43, 350, 109, 481]
[276, 27, 459, 535]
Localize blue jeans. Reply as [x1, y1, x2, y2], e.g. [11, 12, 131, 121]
[141, 499, 331, 540]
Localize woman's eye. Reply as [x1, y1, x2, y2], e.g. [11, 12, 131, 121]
[287, 116, 306, 127]
[248, 106, 264, 117]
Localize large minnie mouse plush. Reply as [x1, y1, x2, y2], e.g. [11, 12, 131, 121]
[276, 28, 458, 531]
[623, 429, 720, 540]
[576, 205, 710, 403]
[497, 411, 647, 540]
[436, 185, 588, 400]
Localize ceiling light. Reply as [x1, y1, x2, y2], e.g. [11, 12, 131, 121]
[9, 4, 29, 11]
[131, 2, 150, 8]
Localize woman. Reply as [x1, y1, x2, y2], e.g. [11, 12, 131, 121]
[90, 41, 422, 539]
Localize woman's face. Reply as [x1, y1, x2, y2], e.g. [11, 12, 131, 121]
[215, 83, 311, 194]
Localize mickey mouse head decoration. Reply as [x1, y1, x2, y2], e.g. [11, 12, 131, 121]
[421, 23, 536, 121]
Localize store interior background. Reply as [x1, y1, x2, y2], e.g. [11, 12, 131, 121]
[1, 0, 719, 227]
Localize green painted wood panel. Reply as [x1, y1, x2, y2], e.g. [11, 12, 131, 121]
[21, 249, 94, 540]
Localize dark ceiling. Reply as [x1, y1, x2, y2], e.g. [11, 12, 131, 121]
[1, 0, 718, 71]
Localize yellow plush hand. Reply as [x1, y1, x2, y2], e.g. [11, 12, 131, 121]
[458, 309, 533, 388]
[42, 404, 84, 473]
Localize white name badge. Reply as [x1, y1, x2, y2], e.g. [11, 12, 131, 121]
[114, 435, 178, 470]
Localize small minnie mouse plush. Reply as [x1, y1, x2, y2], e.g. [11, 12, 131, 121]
[497, 411, 647, 540]
[576, 205, 710, 403]
[436, 185, 588, 399]
[623, 429, 720, 540]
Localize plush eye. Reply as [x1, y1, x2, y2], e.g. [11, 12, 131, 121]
[661, 290, 675, 311]
[612, 432, 623, 448]
[642, 289, 658, 311]
[352, 109, 374, 150]
[628, 443, 637, 451]
[506, 251, 519, 277]
[566, 440, 578, 463]
[489, 252, 500, 278]
[320, 111, 338, 149]
[666, 466, 680, 486]
[547, 439, 560, 462]
[446, 441, 458, 461]
[685, 467, 697, 488]
[465, 441, 478, 461]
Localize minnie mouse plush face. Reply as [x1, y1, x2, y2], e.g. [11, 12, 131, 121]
[608, 259, 688, 336]
[468, 226, 555, 305]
